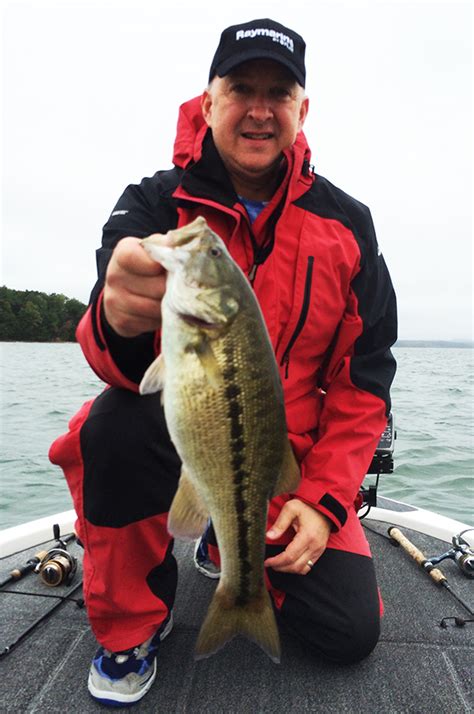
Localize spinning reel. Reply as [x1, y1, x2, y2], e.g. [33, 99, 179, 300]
[426, 529, 474, 578]
[36, 524, 78, 587]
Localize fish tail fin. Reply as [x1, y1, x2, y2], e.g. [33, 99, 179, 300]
[195, 585, 280, 664]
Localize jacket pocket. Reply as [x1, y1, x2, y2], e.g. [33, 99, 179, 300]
[280, 256, 314, 378]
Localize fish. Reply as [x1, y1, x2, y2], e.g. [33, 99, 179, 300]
[139, 216, 300, 663]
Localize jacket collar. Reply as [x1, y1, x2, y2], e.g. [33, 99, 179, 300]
[172, 96, 314, 207]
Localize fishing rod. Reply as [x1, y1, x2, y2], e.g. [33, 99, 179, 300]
[0, 524, 77, 589]
[0, 548, 50, 589]
[388, 527, 473, 616]
[0, 524, 83, 657]
[0, 580, 84, 658]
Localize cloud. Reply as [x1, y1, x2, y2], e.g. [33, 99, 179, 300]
[2, 0, 472, 338]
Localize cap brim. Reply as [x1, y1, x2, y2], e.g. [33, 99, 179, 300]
[214, 49, 305, 87]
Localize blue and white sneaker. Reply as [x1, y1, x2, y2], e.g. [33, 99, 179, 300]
[87, 612, 173, 707]
[193, 521, 221, 579]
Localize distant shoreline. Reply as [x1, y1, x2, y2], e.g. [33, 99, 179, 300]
[395, 340, 473, 349]
[1, 339, 472, 349]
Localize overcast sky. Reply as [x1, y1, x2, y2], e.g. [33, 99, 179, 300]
[1, 0, 472, 340]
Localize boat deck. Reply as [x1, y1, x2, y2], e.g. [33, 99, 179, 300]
[1, 515, 472, 713]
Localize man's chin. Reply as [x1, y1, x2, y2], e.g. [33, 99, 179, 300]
[237, 155, 284, 179]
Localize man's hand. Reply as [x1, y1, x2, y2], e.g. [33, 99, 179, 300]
[264, 499, 332, 575]
[103, 237, 167, 337]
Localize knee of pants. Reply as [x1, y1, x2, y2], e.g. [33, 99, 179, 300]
[80, 388, 182, 528]
[279, 592, 380, 665]
[268, 548, 381, 665]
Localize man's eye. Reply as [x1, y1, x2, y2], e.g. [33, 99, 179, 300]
[271, 87, 291, 99]
[231, 83, 251, 95]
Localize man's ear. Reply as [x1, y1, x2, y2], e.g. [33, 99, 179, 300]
[201, 90, 212, 127]
[298, 96, 309, 131]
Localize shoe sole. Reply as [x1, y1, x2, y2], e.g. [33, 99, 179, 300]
[87, 612, 174, 707]
[88, 659, 157, 706]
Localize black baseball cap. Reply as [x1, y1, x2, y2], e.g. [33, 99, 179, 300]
[209, 18, 306, 88]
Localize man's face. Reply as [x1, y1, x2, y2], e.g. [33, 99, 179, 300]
[201, 60, 309, 196]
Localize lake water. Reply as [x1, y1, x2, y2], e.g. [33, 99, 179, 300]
[0, 343, 472, 529]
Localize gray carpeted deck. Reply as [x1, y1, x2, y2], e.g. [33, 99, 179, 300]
[0, 520, 472, 713]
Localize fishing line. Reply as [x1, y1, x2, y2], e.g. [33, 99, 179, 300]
[439, 616, 473, 629]
[0, 588, 84, 605]
[0, 580, 85, 658]
[362, 521, 397, 543]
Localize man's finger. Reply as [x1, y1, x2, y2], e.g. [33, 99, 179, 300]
[264, 532, 308, 569]
[108, 273, 167, 301]
[266, 501, 298, 539]
[114, 237, 166, 276]
[103, 292, 163, 337]
[265, 548, 313, 574]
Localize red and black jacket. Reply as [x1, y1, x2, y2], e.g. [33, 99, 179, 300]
[77, 96, 397, 532]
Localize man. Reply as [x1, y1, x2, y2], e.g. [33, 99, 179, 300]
[50, 18, 397, 708]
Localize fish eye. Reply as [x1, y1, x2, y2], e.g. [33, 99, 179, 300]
[209, 246, 221, 258]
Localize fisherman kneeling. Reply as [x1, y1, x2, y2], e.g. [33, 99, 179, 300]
[50, 17, 397, 707]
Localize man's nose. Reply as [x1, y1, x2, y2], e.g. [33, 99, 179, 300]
[247, 95, 274, 122]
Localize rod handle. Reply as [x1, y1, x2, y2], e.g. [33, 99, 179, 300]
[10, 550, 49, 580]
[388, 527, 447, 584]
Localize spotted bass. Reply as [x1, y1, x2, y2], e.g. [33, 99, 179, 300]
[139, 216, 300, 662]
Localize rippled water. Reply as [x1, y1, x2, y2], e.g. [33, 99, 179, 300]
[1, 343, 102, 529]
[0, 343, 472, 529]
[382, 347, 473, 523]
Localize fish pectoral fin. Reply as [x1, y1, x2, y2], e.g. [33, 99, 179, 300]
[195, 584, 280, 664]
[272, 439, 301, 497]
[194, 341, 223, 390]
[167, 468, 209, 540]
[139, 354, 165, 395]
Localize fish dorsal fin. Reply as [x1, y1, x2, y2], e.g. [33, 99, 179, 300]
[139, 354, 166, 395]
[272, 439, 301, 497]
[168, 467, 209, 540]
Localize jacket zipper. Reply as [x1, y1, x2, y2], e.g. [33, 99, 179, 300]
[247, 224, 275, 286]
[248, 263, 258, 284]
[280, 256, 315, 378]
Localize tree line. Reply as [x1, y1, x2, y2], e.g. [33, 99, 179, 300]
[0, 286, 87, 342]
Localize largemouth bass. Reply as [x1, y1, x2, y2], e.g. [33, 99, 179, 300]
[139, 216, 300, 662]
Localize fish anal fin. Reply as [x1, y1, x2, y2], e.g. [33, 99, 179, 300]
[139, 354, 165, 395]
[167, 468, 209, 540]
[195, 585, 280, 664]
[272, 439, 301, 497]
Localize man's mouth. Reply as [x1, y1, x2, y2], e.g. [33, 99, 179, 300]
[241, 132, 274, 140]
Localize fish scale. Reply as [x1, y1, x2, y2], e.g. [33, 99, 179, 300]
[139, 216, 301, 662]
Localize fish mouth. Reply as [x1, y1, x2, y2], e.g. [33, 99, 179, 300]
[179, 313, 222, 330]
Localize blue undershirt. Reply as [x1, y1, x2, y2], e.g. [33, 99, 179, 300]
[239, 196, 268, 224]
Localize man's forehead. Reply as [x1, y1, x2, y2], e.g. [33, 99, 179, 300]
[224, 59, 298, 84]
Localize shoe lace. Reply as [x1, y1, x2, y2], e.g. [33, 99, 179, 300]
[113, 646, 140, 664]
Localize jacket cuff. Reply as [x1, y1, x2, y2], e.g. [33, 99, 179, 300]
[76, 294, 146, 391]
[295, 481, 348, 532]
[314, 494, 348, 531]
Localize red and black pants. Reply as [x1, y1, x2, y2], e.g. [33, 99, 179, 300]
[50, 387, 381, 661]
